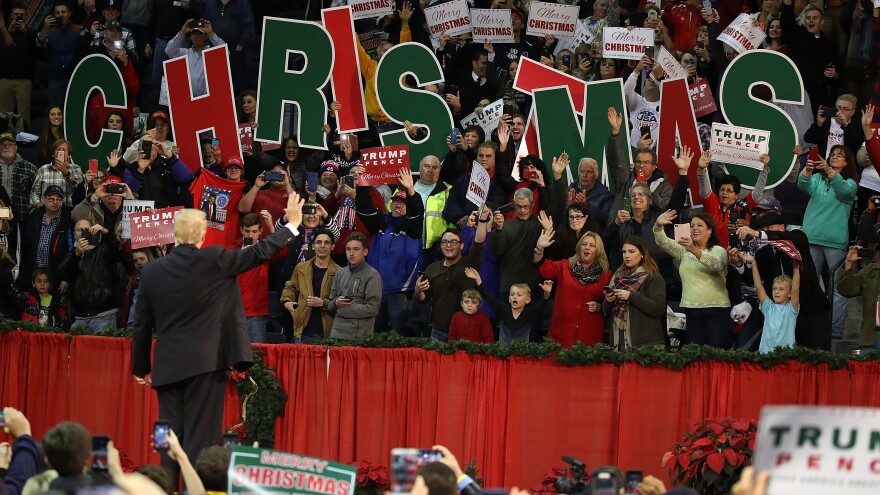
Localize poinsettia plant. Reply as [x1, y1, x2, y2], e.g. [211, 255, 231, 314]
[663, 417, 757, 495]
[354, 461, 390, 495]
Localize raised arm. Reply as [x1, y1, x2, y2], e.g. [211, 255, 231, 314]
[741, 252, 767, 304]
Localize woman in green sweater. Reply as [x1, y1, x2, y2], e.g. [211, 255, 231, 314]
[654, 210, 731, 348]
[797, 144, 858, 338]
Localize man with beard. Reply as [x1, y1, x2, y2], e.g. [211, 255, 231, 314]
[414, 207, 491, 342]
[0, 132, 37, 227]
[496, 114, 526, 165]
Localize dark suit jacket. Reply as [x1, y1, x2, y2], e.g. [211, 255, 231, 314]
[132, 225, 296, 387]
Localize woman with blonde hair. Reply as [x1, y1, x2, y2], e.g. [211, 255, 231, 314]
[534, 228, 613, 347]
[603, 237, 667, 349]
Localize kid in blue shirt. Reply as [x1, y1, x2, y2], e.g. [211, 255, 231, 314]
[741, 252, 801, 352]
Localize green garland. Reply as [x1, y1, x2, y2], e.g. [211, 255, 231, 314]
[227, 351, 288, 445]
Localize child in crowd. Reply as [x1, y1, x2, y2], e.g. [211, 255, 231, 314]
[20, 268, 69, 330]
[448, 289, 494, 343]
[464, 267, 552, 343]
[740, 252, 800, 352]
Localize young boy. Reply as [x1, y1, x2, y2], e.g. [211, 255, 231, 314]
[448, 289, 495, 343]
[740, 253, 800, 352]
[20, 268, 69, 330]
[464, 267, 552, 344]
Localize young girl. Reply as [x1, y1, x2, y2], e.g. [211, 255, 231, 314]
[740, 253, 801, 352]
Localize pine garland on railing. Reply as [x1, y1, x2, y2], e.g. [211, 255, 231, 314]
[1, 317, 874, 371]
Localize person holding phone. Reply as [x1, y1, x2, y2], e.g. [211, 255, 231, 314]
[839, 245, 880, 356]
[72, 176, 133, 240]
[124, 134, 194, 207]
[36, 3, 81, 107]
[804, 95, 863, 159]
[623, 57, 662, 152]
[663, 0, 716, 52]
[798, 143, 858, 340]
[654, 209, 732, 348]
[0, 3, 37, 125]
[30, 139, 84, 209]
[326, 232, 383, 340]
[85, 20, 139, 145]
[164, 17, 225, 98]
[779, 0, 836, 116]
[123, 111, 175, 163]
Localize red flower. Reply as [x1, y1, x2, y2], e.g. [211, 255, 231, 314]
[228, 369, 250, 383]
[354, 461, 390, 491]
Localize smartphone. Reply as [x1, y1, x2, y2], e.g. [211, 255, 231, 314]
[104, 183, 125, 195]
[602, 286, 613, 294]
[222, 432, 240, 449]
[307, 172, 318, 191]
[591, 471, 617, 495]
[674, 223, 691, 241]
[243, 236, 255, 246]
[872, 197, 880, 207]
[858, 248, 874, 259]
[624, 470, 642, 495]
[140, 139, 153, 157]
[498, 203, 516, 215]
[808, 146, 820, 163]
[390, 448, 444, 494]
[541, 46, 553, 59]
[524, 170, 538, 180]
[503, 104, 517, 116]
[82, 230, 98, 245]
[344, 175, 356, 188]
[562, 54, 571, 67]
[639, 125, 651, 138]
[644, 46, 655, 60]
[211, 138, 220, 150]
[623, 197, 632, 213]
[446, 84, 458, 96]
[146, 116, 156, 131]
[636, 168, 649, 183]
[263, 171, 284, 182]
[701, 0, 712, 13]
[55, 149, 65, 162]
[822, 106, 838, 120]
[89, 159, 98, 174]
[302, 204, 317, 215]
[0, 207, 11, 220]
[153, 420, 170, 451]
[449, 128, 460, 145]
[92, 436, 110, 471]
[113, 40, 124, 50]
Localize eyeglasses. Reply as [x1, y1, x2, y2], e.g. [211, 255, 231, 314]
[514, 204, 532, 211]
[440, 239, 461, 246]
[829, 153, 845, 159]
[568, 214, 586, 221]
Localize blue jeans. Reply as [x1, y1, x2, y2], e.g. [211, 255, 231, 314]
[810, 245, 847, 338]
[431, 328, 448, 343]
[247, 316, 270, 344]
[70, 312, 118, 335]
[296, 336, 317, 344]
[151, 38, 170, 100]
[375, 293, 413, 335]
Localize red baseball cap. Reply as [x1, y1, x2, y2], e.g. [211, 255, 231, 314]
[103, 176, 122, 185]
[223, 156, 244, 169]
[391, 190, 407, 201]
[150, 111, 169, 122]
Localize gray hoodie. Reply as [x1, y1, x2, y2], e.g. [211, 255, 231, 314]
[327, 260, 383, 340]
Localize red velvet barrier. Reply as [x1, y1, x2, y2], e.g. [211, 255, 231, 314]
[3, 331, 880, 490]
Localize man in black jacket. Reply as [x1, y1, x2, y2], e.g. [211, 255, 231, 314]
[62, 218, 123, 333]
[132, 192, 305, 483]
[20, 186, 73, 289]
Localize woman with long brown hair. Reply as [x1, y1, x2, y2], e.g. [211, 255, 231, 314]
[534, 229, 613, 347]
[603, 237, 666, 349]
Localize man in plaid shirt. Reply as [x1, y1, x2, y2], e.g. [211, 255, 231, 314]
[30, 140, 83, 209]
[0, 132, 37, 223]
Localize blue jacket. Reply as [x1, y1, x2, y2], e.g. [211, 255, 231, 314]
[358, 186, 425, 294]
[462, 226, 501, 319]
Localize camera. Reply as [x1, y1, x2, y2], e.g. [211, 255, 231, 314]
[302, 205, 317, 215]
[554, 456, 588, 495]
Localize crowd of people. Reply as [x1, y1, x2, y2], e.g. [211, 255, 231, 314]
[2, 0, 880, 355]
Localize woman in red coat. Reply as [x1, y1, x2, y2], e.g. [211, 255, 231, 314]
[534, 229, 612, 347]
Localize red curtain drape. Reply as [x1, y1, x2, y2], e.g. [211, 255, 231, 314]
[4, 332, 880, 488]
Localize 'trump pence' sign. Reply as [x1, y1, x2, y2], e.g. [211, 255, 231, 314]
[130, 206, 183, 249]
[753, 406, 880, 495]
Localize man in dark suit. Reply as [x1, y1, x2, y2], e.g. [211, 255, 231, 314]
[131, 192, 305, 480]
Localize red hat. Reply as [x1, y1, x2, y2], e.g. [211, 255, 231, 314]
[103, 176, 122, 185]
[223, 156, 244, 169]
[391, 190, 407, 201]
[150, 111, 169, 122]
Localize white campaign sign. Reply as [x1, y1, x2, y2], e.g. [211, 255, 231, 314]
[470, 9, 514, 43]
[718, 13, 767, 53]
[657, 46, 687, 81]
[122, 200, 155, 239]
[602, 27, 654, 61]
[465, 161, 491, 207]
[460, 99, 504, 135]
[424, 0, 471, 38]
[347, 0, 394, 21]
[710, 123, 770, 170]
[526, 1, 578, 38]
[554, 21, 595, 56]
[754, 406, 880, 495]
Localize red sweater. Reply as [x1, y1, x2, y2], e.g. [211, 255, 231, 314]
[448, 311, 495, 344]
